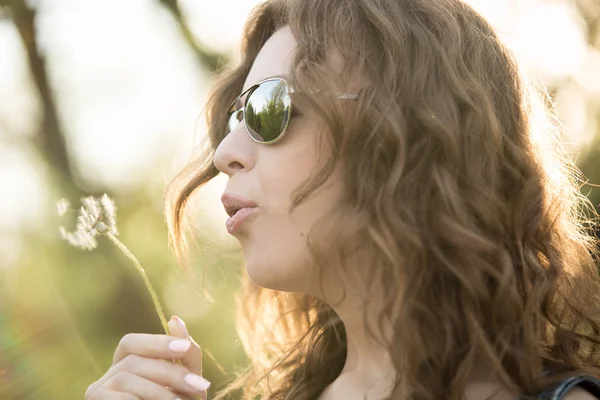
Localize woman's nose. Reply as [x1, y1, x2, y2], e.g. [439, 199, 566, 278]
[212, 122, 255, 177]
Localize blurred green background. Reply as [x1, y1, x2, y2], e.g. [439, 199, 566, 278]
[0, 0, 599, 399]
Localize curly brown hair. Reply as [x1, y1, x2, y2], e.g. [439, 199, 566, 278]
[164, 0, 600, 399]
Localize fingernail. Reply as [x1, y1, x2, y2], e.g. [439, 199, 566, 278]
[184, 373, 211, 391]
[169, 339, 191, 352]
[172, 315, 189, 337]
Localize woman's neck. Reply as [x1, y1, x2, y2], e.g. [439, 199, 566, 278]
[320, 283, 515, 400]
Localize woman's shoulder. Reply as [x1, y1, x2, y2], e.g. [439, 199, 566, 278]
[561, 387, 600, 400]
[466, 375, 600, 400]
[532, 375, 600, 400]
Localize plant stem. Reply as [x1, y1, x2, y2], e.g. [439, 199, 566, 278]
[105, 232, 170, 334]
[105, 232, 204, 400]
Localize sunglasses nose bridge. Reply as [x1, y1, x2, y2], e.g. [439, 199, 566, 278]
[226, 107, 244, 133]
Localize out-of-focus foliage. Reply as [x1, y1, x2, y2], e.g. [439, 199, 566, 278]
[0, 0, 599, 399]
[0, 1, 246, 398]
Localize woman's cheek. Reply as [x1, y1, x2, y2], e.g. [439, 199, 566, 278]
[243, 213, 314, 292]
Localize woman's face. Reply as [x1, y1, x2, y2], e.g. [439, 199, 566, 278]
[212, 26, 343, 294]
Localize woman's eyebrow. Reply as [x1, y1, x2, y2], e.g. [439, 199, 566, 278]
[266, 73, 288, 80]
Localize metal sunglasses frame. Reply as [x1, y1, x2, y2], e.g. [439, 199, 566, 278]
[226, 76, 359, 145]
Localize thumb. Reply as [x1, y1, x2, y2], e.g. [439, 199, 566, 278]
[168, 315, 189, 338]
[168, 316, 205, 381]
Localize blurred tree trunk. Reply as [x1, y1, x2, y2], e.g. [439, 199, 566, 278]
[158, 0, 230, 73]
[10, 1, 92, 200]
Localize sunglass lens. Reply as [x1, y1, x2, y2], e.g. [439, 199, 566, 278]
[245, 80, 291, 143]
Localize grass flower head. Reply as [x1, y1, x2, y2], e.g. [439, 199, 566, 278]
[57, 194, 118, 251]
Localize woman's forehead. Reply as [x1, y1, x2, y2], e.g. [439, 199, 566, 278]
[241, 26, 297, 93]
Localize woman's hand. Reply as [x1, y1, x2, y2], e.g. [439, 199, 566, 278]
[85, 316, 210, 400]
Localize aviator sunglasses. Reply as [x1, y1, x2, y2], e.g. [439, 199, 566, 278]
[225, 76, 359, 144]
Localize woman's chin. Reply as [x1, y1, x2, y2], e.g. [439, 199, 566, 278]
[244, 262, 306, 293]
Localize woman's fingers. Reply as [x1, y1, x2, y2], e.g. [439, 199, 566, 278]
[105, 354, 209, 396]
[86, 318, 209, 400]
[167, 316, 189, 340]
[99, 371, 180, 399]
[112, 331, 205, 382]
[167, 317, 203, 378]
[180, 336, 204, 379]
[113, 333, 189, 364]
[86, 389, 141, 400]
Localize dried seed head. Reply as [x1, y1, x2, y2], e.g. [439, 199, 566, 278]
[57, 193, 119, 250]
[57, 198, 70, 217]
[58, 225, 98, 251]
[99, 194, 118, 235]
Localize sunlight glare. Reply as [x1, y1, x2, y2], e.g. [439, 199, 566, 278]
[511, 2, 587, 81]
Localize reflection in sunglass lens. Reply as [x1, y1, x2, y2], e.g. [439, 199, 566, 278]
[227, 109, 242, 134]
[245, 80, 291, 143]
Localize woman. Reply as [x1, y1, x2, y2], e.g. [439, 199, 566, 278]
[85, 0, 600, 399]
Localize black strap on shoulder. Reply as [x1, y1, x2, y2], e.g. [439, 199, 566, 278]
[540, 376, 600, 400]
